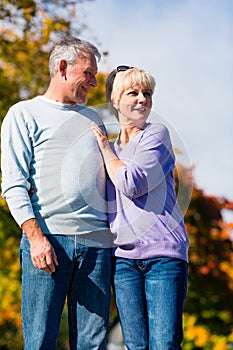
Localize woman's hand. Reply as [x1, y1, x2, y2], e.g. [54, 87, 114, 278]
[91, 122, 126, 184]
[91, 122, 110, 153]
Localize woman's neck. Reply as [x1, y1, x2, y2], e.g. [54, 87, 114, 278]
[117, 126, 143, 148]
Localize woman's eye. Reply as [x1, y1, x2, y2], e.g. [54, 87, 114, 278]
[144, 91, 152, 98]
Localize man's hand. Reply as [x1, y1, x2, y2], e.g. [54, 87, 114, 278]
[30, 235, 58, 274]
[22, 219, 59, 274]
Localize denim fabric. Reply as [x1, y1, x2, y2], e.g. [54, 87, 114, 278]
[20, 234, 112, 350]
[113, 257, 188, 350]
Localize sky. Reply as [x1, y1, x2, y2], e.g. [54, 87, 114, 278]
[78, 0, 233, 206]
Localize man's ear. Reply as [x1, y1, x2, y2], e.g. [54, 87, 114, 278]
[59, 60, 67, 76]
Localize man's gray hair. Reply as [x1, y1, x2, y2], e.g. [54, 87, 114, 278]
[49, 35, 101, 77]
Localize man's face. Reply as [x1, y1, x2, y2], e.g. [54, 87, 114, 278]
[63, 52, 98, 104]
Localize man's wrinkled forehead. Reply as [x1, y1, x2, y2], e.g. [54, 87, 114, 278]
[76, 51, 98, 73]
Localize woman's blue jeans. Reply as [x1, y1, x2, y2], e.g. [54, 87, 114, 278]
[20, 234, 112, 350]
[113, 257, 188, 350]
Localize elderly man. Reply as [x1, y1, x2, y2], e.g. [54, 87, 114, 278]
[1, 36, 112, 350]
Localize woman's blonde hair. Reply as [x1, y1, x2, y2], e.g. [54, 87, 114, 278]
[105, 67, 156, 117]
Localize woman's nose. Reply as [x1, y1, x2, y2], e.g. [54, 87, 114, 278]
[138, 92, 147, 103]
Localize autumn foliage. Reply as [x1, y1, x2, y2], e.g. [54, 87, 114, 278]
[0, 1, 233, 349]
[182, 186, 233, 349]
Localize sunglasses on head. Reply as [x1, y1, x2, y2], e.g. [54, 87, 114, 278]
[116, 65, 134, 72]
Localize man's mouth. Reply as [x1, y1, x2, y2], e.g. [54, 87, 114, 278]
[82, 86, 89, 93]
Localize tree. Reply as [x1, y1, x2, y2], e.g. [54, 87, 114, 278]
[0, 194, 23, 349]
[0, 0, 96, 126]
[179, 169, 233, 349]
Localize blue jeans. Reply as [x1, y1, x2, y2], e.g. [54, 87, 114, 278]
[113, 257, 188, 350]
[20, 234, 112, 350]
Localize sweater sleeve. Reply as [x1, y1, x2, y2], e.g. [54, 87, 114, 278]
[114, 123, 175, 198]
[1, 104, 35, 226]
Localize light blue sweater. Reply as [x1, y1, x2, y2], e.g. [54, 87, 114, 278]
[1, 96, 111, 243]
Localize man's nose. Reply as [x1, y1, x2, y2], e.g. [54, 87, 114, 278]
[90, 75, 97, 87]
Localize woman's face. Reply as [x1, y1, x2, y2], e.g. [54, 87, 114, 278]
[115, 85, 152, 127]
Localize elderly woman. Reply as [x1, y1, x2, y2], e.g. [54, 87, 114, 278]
[92, 66, 189, 350]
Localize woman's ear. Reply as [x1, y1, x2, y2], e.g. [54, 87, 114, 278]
[109, 100, 119, 118]
[112, 102, 118, 110]
[112, 97, 119, 111]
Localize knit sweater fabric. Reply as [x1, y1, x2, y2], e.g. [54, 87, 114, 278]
[1, 96, 110, 243]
